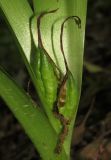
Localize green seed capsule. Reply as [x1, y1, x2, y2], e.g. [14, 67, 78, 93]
[40, 48, 59, 108]
[59, 71, 78, 119]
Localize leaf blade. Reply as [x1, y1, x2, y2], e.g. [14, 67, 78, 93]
[0, 67, 67, 160]
[32, 0, 87, 157]
[33, 0, 87, 93]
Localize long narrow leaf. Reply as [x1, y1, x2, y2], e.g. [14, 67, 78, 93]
[0, 67, 67, 160]
[33, 0, 87, 93]
[33, 0, 87, 157]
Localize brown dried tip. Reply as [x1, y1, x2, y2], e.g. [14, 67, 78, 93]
[37, 8, 61, 72]
[60, 15, 81, 73]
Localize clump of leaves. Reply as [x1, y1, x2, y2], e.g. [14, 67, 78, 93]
[0, 0, 87, 160]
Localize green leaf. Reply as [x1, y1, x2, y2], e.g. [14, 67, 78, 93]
[32, 0, 87, 157]
[33, 0, 87, 94]
[0, 67, 67, 160]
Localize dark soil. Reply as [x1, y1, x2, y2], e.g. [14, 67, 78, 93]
[0, 0, 111, 160]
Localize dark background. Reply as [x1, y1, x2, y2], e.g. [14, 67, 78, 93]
[0, 0, 111, 159]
